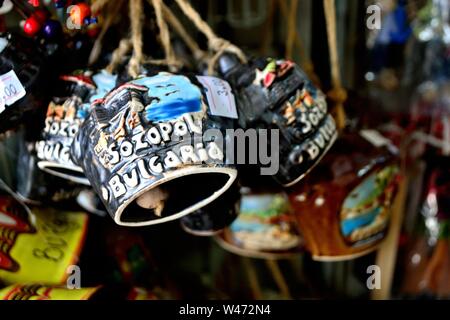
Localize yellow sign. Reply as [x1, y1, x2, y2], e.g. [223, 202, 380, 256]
[0, 204, 88, 285]
[0, 284, 100, 300]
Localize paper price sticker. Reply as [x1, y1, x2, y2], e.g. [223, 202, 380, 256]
[360, 129, 391, 147]
[0, 70, 26, 113]
[0, 82, 5, 114]
[197, 76, 238, 119]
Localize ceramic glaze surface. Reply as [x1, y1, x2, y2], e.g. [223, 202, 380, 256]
[36, 70, 116, 184]
[218, 55, 337, 186]
[131, 75, 202, 122]
[72, 73, 237, 226]
[289, 133, 401, 260]
[340, 165, 399, 246]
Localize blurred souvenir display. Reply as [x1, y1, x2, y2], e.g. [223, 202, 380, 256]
[289, 133, 400, 261]
[0, 0, 448, 302]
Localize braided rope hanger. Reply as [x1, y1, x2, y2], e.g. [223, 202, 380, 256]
[90, 0, 186, 77]
[173, 0, 247, 75]
[323, 0, 347, 130]
[127, 0, 145, 78]
[88, 0, 125, 66]
[147, 0, 180, 71]
[159, 1, 206, 61]
[281, 0, 321, 87]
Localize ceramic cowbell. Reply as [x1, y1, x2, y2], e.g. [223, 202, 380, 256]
[71, 72, 239, 226]
[217, 54, 338, 187]
[36, 71, 96, 185]
[288, 133, 401, 261]
[36, 70, 117, 185]
[215, 187, 303, 259]
[16, 140, 84, 205]
[180, 182, 240, 236]
[0, 33, 49, 133]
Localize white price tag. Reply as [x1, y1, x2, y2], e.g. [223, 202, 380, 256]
[0, 70, 26, 110]
[360, 129, 391, 147]
[0, 82, 5, 114]
[197, 76, 238, 119]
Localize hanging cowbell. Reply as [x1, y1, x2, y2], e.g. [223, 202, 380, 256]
[35, 69, 117, 185]
[180, 181, 240, 236]
[217, 54, 338, 187]
[35, 71, 97, 185]
[288, 132, 401, 261]
[71, 72, 239, 226]
[16, 139, 84, 205]
[215, 187, 303, 259]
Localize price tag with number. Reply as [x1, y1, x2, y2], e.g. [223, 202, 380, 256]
[0, 70, 26, 114]
[197, 76, 238, 119]
[0, 82, 5, 114]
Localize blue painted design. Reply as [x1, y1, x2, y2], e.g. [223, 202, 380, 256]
[230, 194, 288, 233]
[240, 195, 276, 212]
[230, 220, 269, 233]
[90, 70, 118, 102]
[76, 103, 90, 120]
[342, 173, 378, 209]
[131, 74, 202, 122]
[341, 207, 382, 236]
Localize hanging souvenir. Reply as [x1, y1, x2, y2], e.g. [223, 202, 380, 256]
[216, 186, 302, 259]
[217, 54, 338, 186]
[288, 132, 401, 261]
[16, 139, 83, 205]
[35, 70, 96, 185]
[170, 0, 337, 187]
[71, 73, 238, 226]
[180, 182, 240, 236]
[35, 69, 117, 185]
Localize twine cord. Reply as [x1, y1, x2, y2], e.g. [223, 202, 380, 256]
[159, 1, 206, 61]
[151, 0, 177, 68]
[277, 0, 320, 86]
[285, 0, 298, 61]
[128, 0, 145, 78]
[91, 0, 110, 14]
[88, 0, 124, 66]
[106, 38, 132, 74]
[323, 0, 346, 130]
[174, 0, 247, 74]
